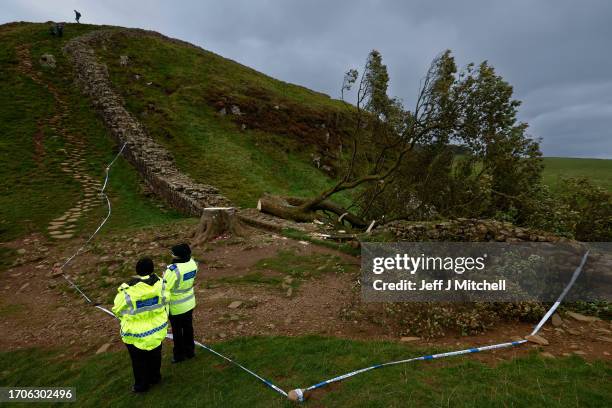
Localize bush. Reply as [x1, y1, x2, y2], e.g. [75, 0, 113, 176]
[522, 178, 611, 241]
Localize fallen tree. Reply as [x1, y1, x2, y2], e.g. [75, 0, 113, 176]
[257, 49, 543, 229]
[257, 195, 368, 228]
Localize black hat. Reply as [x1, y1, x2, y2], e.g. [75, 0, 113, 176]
[136, 257, 154, 276]
[171, 243, 191, 261]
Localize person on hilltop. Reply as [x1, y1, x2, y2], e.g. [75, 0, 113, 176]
[49, 22, 64, 37]
[74, 10, 81, 23]
[112, 257, 168, 393]
[163, 243, 198, 363]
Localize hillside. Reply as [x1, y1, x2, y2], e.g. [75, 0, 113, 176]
[0, 22, 360, 242]
[2, 22, 610, 243]
[0, 23, 186, 242]
[91, 28, 355, 208]
[1, 22, 610, 407]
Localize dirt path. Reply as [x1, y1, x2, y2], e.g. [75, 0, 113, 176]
[1, 225, 610, 364]
[15, 44, 101, 240]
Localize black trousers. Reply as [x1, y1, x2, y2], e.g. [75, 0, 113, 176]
[126, 343, 162, 392]
[169, 309, 195, 361]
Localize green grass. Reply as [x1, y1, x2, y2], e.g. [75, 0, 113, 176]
[207, 248, 351, 291]
[254, 249, 348, 280]
[543, 157, 612, 192]
[95, 32, 353, 207]
[0, 337, 610, 407]
[0, 23, 185, 241]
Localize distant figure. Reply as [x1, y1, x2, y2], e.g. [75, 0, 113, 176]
[49, 22, 64, 37]
[74, 10, 81, 23]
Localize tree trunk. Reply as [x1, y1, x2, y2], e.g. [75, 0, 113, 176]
[257, 194, 368, 228]
[192, 207, 247, 245]
[285, 197, 368, 228]
[257, 195, 315, 223]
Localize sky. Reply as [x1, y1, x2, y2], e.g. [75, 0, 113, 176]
[4, 0, 612, 158]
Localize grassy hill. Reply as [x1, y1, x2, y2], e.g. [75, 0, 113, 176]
[0, 23, 184, 242]
[93, 29, 354, 208]
[0, 22, 354, 242]
[1, 22, 609, 244]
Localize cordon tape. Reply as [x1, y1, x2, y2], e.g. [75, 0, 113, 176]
[56, 142, 590, 403]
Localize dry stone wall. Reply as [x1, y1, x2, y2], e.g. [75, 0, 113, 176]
[383, 218, 565, 242]
[63, 29, 231, 217]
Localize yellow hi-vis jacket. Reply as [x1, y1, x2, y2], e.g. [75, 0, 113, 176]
[112, 274, 168, 350]
[163, 258, 198, 315]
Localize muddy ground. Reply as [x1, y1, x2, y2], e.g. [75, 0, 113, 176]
[1, 223, 610, 365]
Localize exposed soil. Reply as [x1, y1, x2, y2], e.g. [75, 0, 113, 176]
[1, 224, 610, 366]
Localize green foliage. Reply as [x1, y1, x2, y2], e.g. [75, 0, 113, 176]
[1, 339, 610, 407]
[364, 302, 547, 338]
[344, 50, 543, 223]
[520, 177, 611, 241]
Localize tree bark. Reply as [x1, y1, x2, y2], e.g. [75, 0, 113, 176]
[285, 197, 367, 228]
[192, 207, 247, 245]
[257, 194, 368, 228]
[257, 195, 315, 223]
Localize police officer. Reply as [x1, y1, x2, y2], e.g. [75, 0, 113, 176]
[163, 243, 197, 363]
[112, 257, 168, 393]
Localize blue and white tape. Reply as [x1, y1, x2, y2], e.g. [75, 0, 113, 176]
[298, 250, 589, 396]
[56, 140, 590, 402]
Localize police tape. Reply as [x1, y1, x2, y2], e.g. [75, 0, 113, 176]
[83, 251, 590, 403]
[191, 337, 288, 397]
[95, 304, 290, 396]
[293, 250, 590, 400]
[96, 303, 290, 397]
[55, 141, 290, 397]
[55, 141, 590, 402]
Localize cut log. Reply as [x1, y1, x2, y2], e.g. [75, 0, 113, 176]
[257, 195, 315, 223]
[192, 207, 247, 245]
[257, 194, 368, 228]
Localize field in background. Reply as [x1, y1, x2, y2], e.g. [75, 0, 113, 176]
[542, 157, 611, 192]
[1, 338, 610, 407]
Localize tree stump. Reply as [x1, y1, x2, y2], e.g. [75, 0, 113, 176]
[192, 207, 247, 245]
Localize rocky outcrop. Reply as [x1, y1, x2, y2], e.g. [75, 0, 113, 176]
[383, 218, 565, 242]
[63, 29, 230, 216]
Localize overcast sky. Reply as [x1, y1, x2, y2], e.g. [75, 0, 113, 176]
[4, 0, 611, 158]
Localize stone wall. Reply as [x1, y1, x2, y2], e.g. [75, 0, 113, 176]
[383, 218, 565, 242]
[63, 29, 231, 217]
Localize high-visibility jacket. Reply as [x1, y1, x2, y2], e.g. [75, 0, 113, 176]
[112, 274, 168, 351]
[163, 258, 198, 315]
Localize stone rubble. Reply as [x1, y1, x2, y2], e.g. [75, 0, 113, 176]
[384, 218, 566, 242]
